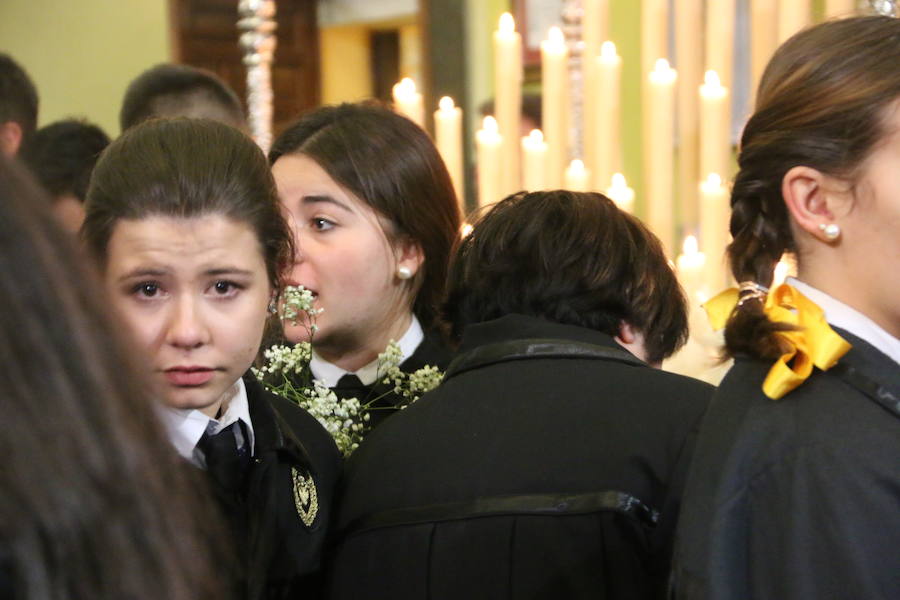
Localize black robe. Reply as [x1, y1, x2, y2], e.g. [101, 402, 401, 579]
[327, 314, 713, 599]
[206, 375, 342, 600]
[671, 330, 900, 599]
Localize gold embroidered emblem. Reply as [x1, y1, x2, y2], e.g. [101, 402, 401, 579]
[291, 467, 318, 527]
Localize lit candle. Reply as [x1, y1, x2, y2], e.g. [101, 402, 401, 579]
[606, 173, 635, 214]
[641, 0, 669, 80]
[699, 173, 731, 290]
[699, 70, 731, 183]
[391, 77, 424, 128]
[675, 0, 703, 227]
[564, 159, 590, 192]
[676, 235, 707, 301]
[434, 96, 465, 214]
[521, 129, 548, 191]
[582, 0, 610, 179]
[494, 13, 523, 195]
[751, 0, 778, 106]
[825, 0, 855, 17]
[592, 41, 621, 191]
[476, 116, 503, 209]
[705, 0, 735, 91]
[778, 0, 811, 44]
[541, 26, 569, 189]
[646, 58, 677, 255]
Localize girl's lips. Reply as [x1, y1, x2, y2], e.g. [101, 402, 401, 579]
[164, 368, 215, 386]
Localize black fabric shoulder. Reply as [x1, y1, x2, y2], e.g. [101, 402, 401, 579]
[400, 331, 454, 372]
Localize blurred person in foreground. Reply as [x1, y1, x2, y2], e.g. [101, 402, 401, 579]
[0, 156, 225, 599]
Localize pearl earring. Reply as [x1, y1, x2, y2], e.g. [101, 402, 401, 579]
[819, 223, 841, 241]
[397, 266, 413, 280]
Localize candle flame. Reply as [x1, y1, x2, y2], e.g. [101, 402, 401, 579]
[568, 159, 585, 172]
[528, 129, 544, 143]
[548, 26, 565, 46]
[683, 235, 699, 255]
[438, 96, 455, 111]
[393, 77, 418, 101]
[499, 12, 515, 33]
[705, 173, 723, 187]
[704, 70, 722, 87]
[482, 115, 499, 134]
[461, 223, 474, 237]
[610, 172, 627, 189]
[600, 40, 618, 59]
[654, 58, 672, 73]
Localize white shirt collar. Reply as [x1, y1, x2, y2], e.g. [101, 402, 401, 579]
[788, 277, 900, 366]
[310, 315, 425, 387]
[159, 377, 256, 465]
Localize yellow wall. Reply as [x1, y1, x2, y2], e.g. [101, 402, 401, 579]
[0, 0, 170, 137]
[320, 25, 373, 104]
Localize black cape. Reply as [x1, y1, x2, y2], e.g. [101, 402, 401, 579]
[671, 329, 900, 599]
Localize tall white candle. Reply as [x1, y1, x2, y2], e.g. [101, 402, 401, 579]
[676, 0, 703, 228]
[751, 0, 779, 106]
[582, 0, 610, 180]
[699, 70, 731, 184]
[541, 26, 569, 189]
[778, 0, 811, 44]
[564, 159, 590, 192]
[592, 41, 621, 191]
[606, 173, 635, 214]
[706, 0, 736, 92]
[825, 0, 855, 17]
[646, 59, 677, 255]
[476, 116, 503, 209]
[392, 77, 424, 128]
[700, 173, 731, 290]
[434, 96, 465, 214]
[494, 13, 523, 195]
[676, 235, 707, 301]
[521, 129, 548, 192]
[641, 0, 669, 80]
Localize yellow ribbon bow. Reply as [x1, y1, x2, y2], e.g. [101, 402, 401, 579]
[704, 283, 852, 400]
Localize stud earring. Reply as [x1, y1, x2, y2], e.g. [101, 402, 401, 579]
[268, 297, 278, 315]
[819, 223, 841, 241]
[397, 266, 413, 280]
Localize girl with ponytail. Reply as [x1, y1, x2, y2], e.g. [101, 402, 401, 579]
[672, 16, 900, 599]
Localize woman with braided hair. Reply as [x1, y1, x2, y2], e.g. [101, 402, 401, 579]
[671, 16, 900, 599]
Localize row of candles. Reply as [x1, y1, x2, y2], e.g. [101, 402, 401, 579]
[391, 2, 851, 363]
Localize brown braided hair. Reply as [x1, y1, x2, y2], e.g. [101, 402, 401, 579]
[725, 16, 900, 359]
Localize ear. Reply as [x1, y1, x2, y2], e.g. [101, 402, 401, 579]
[394, 236, 425, 280]
[781, 165, 843, 243]
[0, 121, 23, 157]
[614, 321, 659, 367]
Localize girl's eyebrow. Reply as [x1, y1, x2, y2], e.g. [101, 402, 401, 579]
[302, 194, 353, 213]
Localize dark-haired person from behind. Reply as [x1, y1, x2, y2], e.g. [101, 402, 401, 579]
[672, 16, 900, 599]
[119, 63, 246, 132]
[0, 53, 38, 156]
[20, 118, 110, 232]
[328, 190, 713, 600]
[84, 118, 340, 599]
[0, 157, 225, 599]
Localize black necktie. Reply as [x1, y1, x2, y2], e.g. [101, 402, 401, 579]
[334, 373, 371, 400]
[196, 421, 250, 494]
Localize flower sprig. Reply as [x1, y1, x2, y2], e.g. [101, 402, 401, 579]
[255, 285, 443, 455]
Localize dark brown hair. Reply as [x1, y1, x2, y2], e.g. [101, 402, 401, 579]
[0, 53, 38, 146]
[83, 117, 293, 291]
[725, 16, 900, 360]
[269, 102, 462, 332]
[0, 157, 226, 599]
[444, 190, 688, 364]
[119, 63, 245, 132]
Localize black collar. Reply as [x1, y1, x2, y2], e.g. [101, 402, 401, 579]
[242, 375, 315, 470]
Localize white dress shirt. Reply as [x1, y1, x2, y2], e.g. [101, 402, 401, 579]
[310, 315, 425, 387]
[789, 277, 900, 366]
[160, 377, 256, 467]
